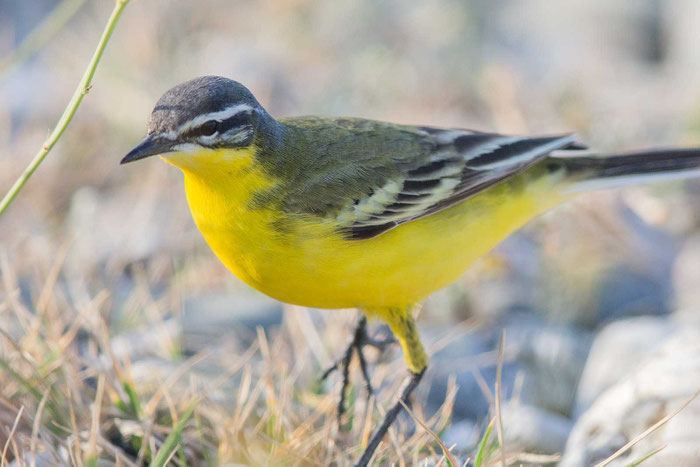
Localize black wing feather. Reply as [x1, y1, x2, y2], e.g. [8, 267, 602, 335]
[342, 131, 578, 240]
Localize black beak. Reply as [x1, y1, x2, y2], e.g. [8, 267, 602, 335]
[121, 134, 176, 164]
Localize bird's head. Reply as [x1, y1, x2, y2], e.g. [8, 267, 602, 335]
[121, 76, 277, 171]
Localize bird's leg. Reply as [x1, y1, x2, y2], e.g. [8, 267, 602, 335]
[356, 325, 396, 398]
[321, 315, 382, 425]
[355, 307, 428, 466]
[356, 369, 425, 467]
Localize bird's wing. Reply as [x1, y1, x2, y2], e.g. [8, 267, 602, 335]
[333, 127, 580, 239]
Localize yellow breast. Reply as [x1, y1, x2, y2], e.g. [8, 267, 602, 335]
[168, 148, 564, 310]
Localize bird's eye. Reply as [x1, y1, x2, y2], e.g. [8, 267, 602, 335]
[199, 120, 219, 136]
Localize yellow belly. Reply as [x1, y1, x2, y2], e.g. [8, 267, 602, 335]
[178, 154, 565, 310]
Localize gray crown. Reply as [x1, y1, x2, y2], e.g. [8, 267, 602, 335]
[148, 76, 264, 134]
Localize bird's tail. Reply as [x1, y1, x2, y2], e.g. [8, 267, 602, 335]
[552, 147, 700, 193]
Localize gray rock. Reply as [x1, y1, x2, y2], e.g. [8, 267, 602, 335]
[426, 313, 591, 422]
[672, 235, 700, 312]
[129, 357, 246, 408]
[10, 451, 62, 467]
[182, 293, 284, 353]
[99, 320, 179, 370]
[424, 327, 508, 421]
[440, 419, 478, 451]
[502, 403, 573, 454]
[561, 326, 700, 467]
[460, 233, 542, 321]
[592, 201, 675, 324]
[504, 314, 593, 415]
[573, 315, 680, 417]
[595, 266, 671, 323]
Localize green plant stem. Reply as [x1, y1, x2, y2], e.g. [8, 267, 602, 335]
[0, 0, 130, 218]
[0, 0, 88, 78]
[151, 404, 196, 467]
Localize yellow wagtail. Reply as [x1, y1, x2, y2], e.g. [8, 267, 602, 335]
[122, 76, 700, 465]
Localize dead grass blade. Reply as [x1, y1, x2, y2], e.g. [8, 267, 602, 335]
[494, 330, 507, 467]
[596, 392, 698, 467]
[85, 375, 105, 465]
[509, 452, 560, 464]
[399, 399, 457, 467]
[29, 390, 50, 467]
[360, 394, 375, 449]
[1, 405, 24, 467]
[471, 364, 494, 407]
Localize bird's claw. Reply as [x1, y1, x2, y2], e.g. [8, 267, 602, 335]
[321, 316, 394, 427]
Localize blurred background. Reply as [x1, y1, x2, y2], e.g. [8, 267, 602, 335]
[1, 1, 700, 465]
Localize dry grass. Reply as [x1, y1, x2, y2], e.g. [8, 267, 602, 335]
[0, 246, 569, 465]
[595, 392, 698, 467]
[3, 1, 700, 465]
[0, 251, 479, 466]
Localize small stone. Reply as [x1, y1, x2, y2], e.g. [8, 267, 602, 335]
[504, 313, 593, 415]
[561, 327, 700, 466]
[441, 419, 478, 451]
[573, 315, 679, 417]
[502, 403, 573, 454]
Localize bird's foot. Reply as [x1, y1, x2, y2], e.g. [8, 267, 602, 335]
[321, 316, 395, 427]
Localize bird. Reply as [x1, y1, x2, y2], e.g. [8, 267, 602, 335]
[122, 75, 700, 465]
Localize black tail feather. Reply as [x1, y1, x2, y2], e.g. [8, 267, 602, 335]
[554, 147, 700, 192]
